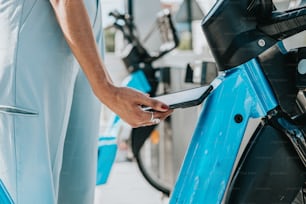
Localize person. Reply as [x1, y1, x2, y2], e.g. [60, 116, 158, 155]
[0, 0, 172, 203]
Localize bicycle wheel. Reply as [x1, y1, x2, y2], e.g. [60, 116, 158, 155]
[131, 117, 173, 196]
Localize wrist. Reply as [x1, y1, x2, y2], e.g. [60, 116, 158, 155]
[91, 76, 117, 103]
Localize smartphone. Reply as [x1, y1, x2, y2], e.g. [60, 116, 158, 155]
[144, 85, 213, 111]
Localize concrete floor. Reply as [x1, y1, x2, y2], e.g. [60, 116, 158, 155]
[94, 161, 169, 204]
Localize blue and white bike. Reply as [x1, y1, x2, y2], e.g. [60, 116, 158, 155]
[96, 9, 179, 196]
[168, 0, 306, 203]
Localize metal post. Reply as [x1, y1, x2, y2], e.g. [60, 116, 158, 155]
[186, 0, 193, 49]
[127, 0, 133, 16]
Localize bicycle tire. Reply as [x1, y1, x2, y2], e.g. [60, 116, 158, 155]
[135, 152, 171, 196]
[131, 122, 172, 196]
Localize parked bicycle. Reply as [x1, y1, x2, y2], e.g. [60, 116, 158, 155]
[164, 0, 306, 203]
[96, 9, 179, 196]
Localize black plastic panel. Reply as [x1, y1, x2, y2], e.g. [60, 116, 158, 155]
[226, 125, 306, 204]
[201, 0, 276, 70]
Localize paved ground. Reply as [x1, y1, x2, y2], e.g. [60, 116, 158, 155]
[94, 161, 169, 204]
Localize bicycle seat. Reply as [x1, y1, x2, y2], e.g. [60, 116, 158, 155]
[202, 0, 306, 71]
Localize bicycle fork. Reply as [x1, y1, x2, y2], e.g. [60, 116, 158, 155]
[170, 58, 279, 203]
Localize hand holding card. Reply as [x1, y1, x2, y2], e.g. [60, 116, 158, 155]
[143, 85, 213, 111]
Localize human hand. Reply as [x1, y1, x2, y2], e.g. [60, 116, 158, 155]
[97, 85, 173, 128]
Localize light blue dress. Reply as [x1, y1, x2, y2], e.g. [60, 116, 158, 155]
[0, 0, 104, 203]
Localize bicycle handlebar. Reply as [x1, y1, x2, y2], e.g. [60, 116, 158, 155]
[202, 0, 306, 71]
[258, 6, 306, 40]
[108, 9, 179, 66]
[109, 10, 131, 21]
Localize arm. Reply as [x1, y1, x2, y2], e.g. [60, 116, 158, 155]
[49, 0, 172, 127]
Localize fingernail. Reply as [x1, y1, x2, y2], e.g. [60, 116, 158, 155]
[161, 104, 169, 110]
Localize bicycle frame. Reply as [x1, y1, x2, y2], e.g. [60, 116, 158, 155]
[170, 58, 278, 203]
[168, 0, 306, 201]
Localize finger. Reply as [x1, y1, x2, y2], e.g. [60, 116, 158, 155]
[141, 122, 157, 127]
[153, 109, 173, 120]
[134, 110, 156, 127]
[139, 96, 170, 112]
[140, 110, 173, 127]
[129, 89, 169, 112]
[141, 111, 162, 127]
[141, 118, 159, 127]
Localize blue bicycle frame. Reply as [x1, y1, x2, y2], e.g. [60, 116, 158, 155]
[170, 58, 278, 203]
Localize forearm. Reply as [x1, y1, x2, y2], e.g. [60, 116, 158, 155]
[49, 0, 172, 127]
[50, 0, 113, 96]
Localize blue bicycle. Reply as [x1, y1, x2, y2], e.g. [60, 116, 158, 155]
[168, 0, 306, 203]
[96, 9, 179, 196]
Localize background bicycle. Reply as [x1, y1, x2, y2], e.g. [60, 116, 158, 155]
[96, 8, 179, 196]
